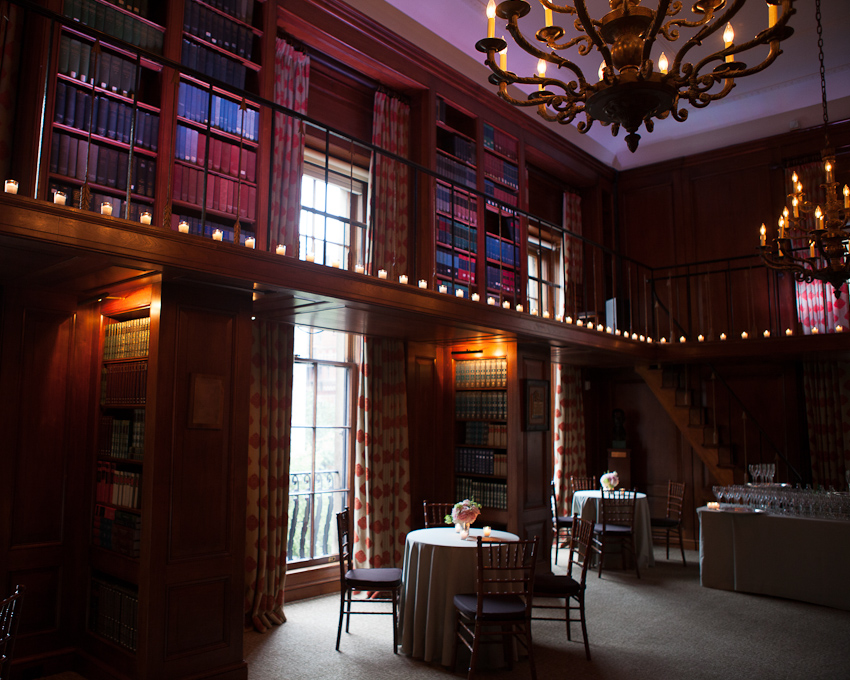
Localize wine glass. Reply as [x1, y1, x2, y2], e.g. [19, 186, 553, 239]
[846, 469, 850, 492]
[748, 464, 756, 484]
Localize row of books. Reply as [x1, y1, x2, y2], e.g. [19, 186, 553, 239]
[436, 183, 477, 226]
[92, 504, 141, 558]
[483, 153, 519, 190]
[104, 317, 150, 360]
[455, 390, 507, 420]
[58, 35, 148, 98]
[50, 132, 157, 198]
[486, 265, 517, 295]
[101, 360, 147, 406]
[483, 123, 518, 161]
[464, 422, 508, 448]
[455, 448, 508, 476]
[184, 0, 255, 62]
[175, 125, 257, 182]
[99, 411, 145, 461]
[486, 235, 518, 266]
[455, 359, 508, 389]
[99, 0, 151, 17]
[90, 576, 138, 652]
[438, 131, 475, 165]
[455, 477, 508, 510]
[437, 153, 477, 190]
[178, 81, 260, 141]
[485, 214, 520, 242]
[485, 179, 518, 207]
[436, 216, 476, 253]
[170, 214, 252, 244]
[173, 163, 257, 220]
[182, 39, 247, 90]
[65, 0, 164, 54]
[95, 462, 142, 509]
[55, 82, 159, 150]
[436, 250, 475, 283]
[202, 0, 256, 24]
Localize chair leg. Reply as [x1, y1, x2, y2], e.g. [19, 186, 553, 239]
[392, 588, 398, 654]
[631, 536, 641, 579]
[336, 588, 346, 651]
[578, 595, 591, 661]
[666, 529, 671, 559]
[501, 623, 514, 670]
[525, 622, 537, 680]
[678, 526, 687, 566]
[565, 599, 572, 642]
[345, 590, 353, 632]
[597, 538, 604, 578]
[467, 620, 482, 680]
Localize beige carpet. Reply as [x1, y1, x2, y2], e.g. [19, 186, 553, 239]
[41, 547, 850, 679]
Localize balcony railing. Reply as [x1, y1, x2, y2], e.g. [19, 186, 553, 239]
[287, 470, 346, 563]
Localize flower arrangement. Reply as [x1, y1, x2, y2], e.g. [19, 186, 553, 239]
[445, 498, 482, 527]
[600, 471, 620, 491]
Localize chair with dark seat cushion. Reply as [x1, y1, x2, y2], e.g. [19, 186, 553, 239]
[650, 481, 686, 565]
[0, 585, 25, 680]
[454, 536, 539, 680]
[423, 500, 455, 528]
[550, 482, 573, 564]
[592, 488, 640, 579]
[532, 516, 595, 660]
[335, 508, 403, 653]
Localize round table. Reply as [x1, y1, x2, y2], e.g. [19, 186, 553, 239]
[399, 526, 518, 666]
[571, 490, 655, 570]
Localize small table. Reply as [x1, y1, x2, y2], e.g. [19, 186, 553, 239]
[399, 526, 519, 666]
[571, 490, 655, 570]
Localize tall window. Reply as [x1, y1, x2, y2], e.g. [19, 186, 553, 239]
[299, 146, 368, 268]
[288, 326, 356, 567]
[527, 225, 563, 318]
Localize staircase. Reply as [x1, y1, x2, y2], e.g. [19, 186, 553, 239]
[635, 364, 736, 486]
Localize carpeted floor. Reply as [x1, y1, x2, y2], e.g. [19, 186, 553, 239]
[41, 547, 850, 679]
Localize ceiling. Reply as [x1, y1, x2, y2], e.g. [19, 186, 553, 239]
[345, 0, 850, 170]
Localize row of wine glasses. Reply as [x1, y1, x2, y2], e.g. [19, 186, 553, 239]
[712, 484, 850, 520]
[748, 463, 775, 484]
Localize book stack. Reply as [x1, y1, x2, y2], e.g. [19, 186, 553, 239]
[483, 153, 519, 190]
[437, 153, 477, 190]
[173, 164, 256, 220]
[98, 409, 145, 460]
[92, 504, 141, 557]
[104, 318, 150, 360]
[464, 421, 507, 447]
[484, 179, 518, 207]
[175, 125, 257, 182]
[58, 35, 146, 97]
[95, 462, 142, 509]
[483, 123, 518, 161]
[436, 216, 476, 253]
[454, 391, 507, 420]
[455, 448, 508, 476]
[181, 39, 247, 90]
[89, 576, 139, 652]
[184, 0, 255, 61]
[455, 478, 508, 510]
[435, 251, 476, 283]
[101, 361, 147, 406]
[64, 0, 164, 53]
[435, 183, 477, 225]
[177, 82, 260, 141]
[455, 359, 507, 388]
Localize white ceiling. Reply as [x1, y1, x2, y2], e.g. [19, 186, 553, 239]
[345, 0, 850, 170]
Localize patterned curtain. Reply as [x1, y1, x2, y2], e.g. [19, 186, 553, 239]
[353, 337, 411, 568]
[787, 163, 850, 332]
[0, 2, 22, 182]
[552, 363, 587, 515]
[271, 39, 310, 255]
[803, 361, 850, 490]
[366, 91, 410, 278]
[562, 191, 583, 319]
[245, 321, 293, 632]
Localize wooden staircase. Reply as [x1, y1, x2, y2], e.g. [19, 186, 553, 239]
[635, 364, 735, 486]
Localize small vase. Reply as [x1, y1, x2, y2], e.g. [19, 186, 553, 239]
[455, 522, 470, 533]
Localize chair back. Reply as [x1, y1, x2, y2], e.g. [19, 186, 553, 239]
[474, 536, 539, 613]
[567, 517, 595, 585]
[666, 481, 686, 521]
[549, 482, 560, 521]
[570, 476, 596, 493]
[423, 501, 454, 528]
[336, 509, 353, 578]
[600, 489, 637, 529]
[0, 585, 25, 680]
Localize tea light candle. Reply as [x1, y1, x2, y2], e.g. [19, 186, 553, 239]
[763, 330, 770, 338]
[597, 324, 604, 332]
[212, 229, 223, 241]
[245, 237, 256, 249]
[276, 244, 286, 255]
[576, 320, 584, 327]
[556, 315, 563, 322]
[419, 279, 427, 288]
[456, 289, 464, 298]
[543, 311, 550, 319]
[483, 526, 491, 537]
[632, 333, 638, 340]
[785, 328, 793, 336]
[140, 211, 152, 225]
[679, 335, 686, 343]
[101, 202, 112, 216]
[605, 326, 612, 333]
[719, 333, 727, 340]
[378, 269, 387, 279]
[331, 260, 340, 268]
[305, 253, 315, 263]
[640, 335, 645, 342]
[516, 303, 523, 312]
[502, 300, 510, 309]
[615, 329, 621, 336]
[472, 293, 480, 302]
[439, 284, 448, 294]
[178, 220, 190, 233]
[741, 331, 748, 339]
[355, 264, 365, 274]
[660, 337, 667, 343]
[531, 309, 538, 316]
[707, 502, 720, 510]
[698, 334, 705, 342]
[54, 191, 66, 205]
[566, 316, 573, 324]
[836, 325, 844, 333]
[487, 297, 496, 305]
[4, 179, 18, 194]
[647, 337, 653, 343]
[399, 274, 408, 284]
[811, 327, 819, 334]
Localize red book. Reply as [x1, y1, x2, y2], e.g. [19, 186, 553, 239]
[174, 163, 184, 202]
[220, 140, 231, 176]
[229, 144, 240, 179]
[226, 178, 234, 214]
[243, 149, 256, 183]
[187, 167, 197, 205]
[219, 175, 229, 213]
[197, 133, 206, 169]
[212, 138, 222, 173]
[239, 183, 249, 219]
[207, 174, 216, 211]
[249, 187, 256, 220]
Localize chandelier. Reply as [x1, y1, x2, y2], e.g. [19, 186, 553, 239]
[475, 0, 796, 152]
[758, 0, 849, 296]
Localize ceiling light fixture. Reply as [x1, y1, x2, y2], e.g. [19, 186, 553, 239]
[475, 0, 795, 152]
[758, 0, 849, 296]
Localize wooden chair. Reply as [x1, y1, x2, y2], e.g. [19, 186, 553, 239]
[423, 501, 455, 528]
[570, 476, 596, 493]
[592, 489, 640, 579]
[335, 509, 402, 653]
[651, 481, 687, 566]
[454, 536, 540, 680]
[532, 516, 595, 660]
[550, 482, 573, 564]
[0, 585, 25, 680]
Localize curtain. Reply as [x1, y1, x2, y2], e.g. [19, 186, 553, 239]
[270, 39, 310, 255]
[562, 191, 583, 319]
[803, 361, 850, 490]
[0, 3, 22, 181]
[353, 337, 411, 568]
[245, 321, 294, 632]
[552, 363, 587, 516]
[367, 91, 410, 278]
[787, 163, 850, 333]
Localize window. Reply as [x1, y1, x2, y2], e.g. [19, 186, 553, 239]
[288, 326, 356, 567]
[527, 225, 563, 318]
[299, 147, 369, 268]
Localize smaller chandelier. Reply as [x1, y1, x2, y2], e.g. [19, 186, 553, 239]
[475, 0, 795, 152]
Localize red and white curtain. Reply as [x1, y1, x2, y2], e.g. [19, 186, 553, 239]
[787, 163, 850, 332]
[367, 91, 410, 278]
[562, 191, 583, 319]
[353, 337, 411, 568]
[803, 361, 850, 490]
[271, 38, 310, 256]
[552, 363, 587, 516]
[245, 321, 294, 632]
[0, 2, 22, 183]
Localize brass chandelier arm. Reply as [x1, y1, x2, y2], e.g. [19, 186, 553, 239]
[640, 0, 674, 66]
[660, 2, 720, 42]
[504, 14, 588, 86]
[668, 0, 748, 78]
[686, 75, 736, 108]
[538, 0, 577, 18]
[572, 0, 613, 75]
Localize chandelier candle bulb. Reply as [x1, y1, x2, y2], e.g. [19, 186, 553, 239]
[815, 206, 824, 229]
[825, 160, 833, 184]
[140, 212, 152, 225]
[792, 197, 799, 218]
[759, 224, 766, 247]
[378, 269, 387, 279]
[486, 0, 495, 38]
[212, 229, 223, 241]
[809, 242, 817, 259]
[658, 52, 668, 75]
[537, 59, 546, 90]
[178, 220, 190, 233]
[499, 42, 507, 71]
[419, 279, 428, 288]
[844, 185, 849, 208]
[276, 244, 286, 255]
[724, 23, 734, 63]
[544, 7, 553, 27]
[101, 202, 112, 216]
[4, 179, 18, 194]
[399, 274, 408, 284]
[769, 4, 779, 27]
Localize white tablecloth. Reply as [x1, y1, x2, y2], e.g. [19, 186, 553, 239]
[399, 526, 519, 666]
[698, 506, 850, 610]
[571, 490, 655, 570]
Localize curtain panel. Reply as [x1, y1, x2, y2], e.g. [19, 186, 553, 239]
[367, 91, 410, 278]
[245, 321, 294, 632]
[552, 363, 588, 516]
[562, 191, 583, 319]
[803, 361, 850, 490]
[270, 38, 310, 255]
[353, 337, 412, 569]
[787, 163, 850, 332]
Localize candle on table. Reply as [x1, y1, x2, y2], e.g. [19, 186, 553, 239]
[5, 179, 18, 194]
[483, 526, 491, 538]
